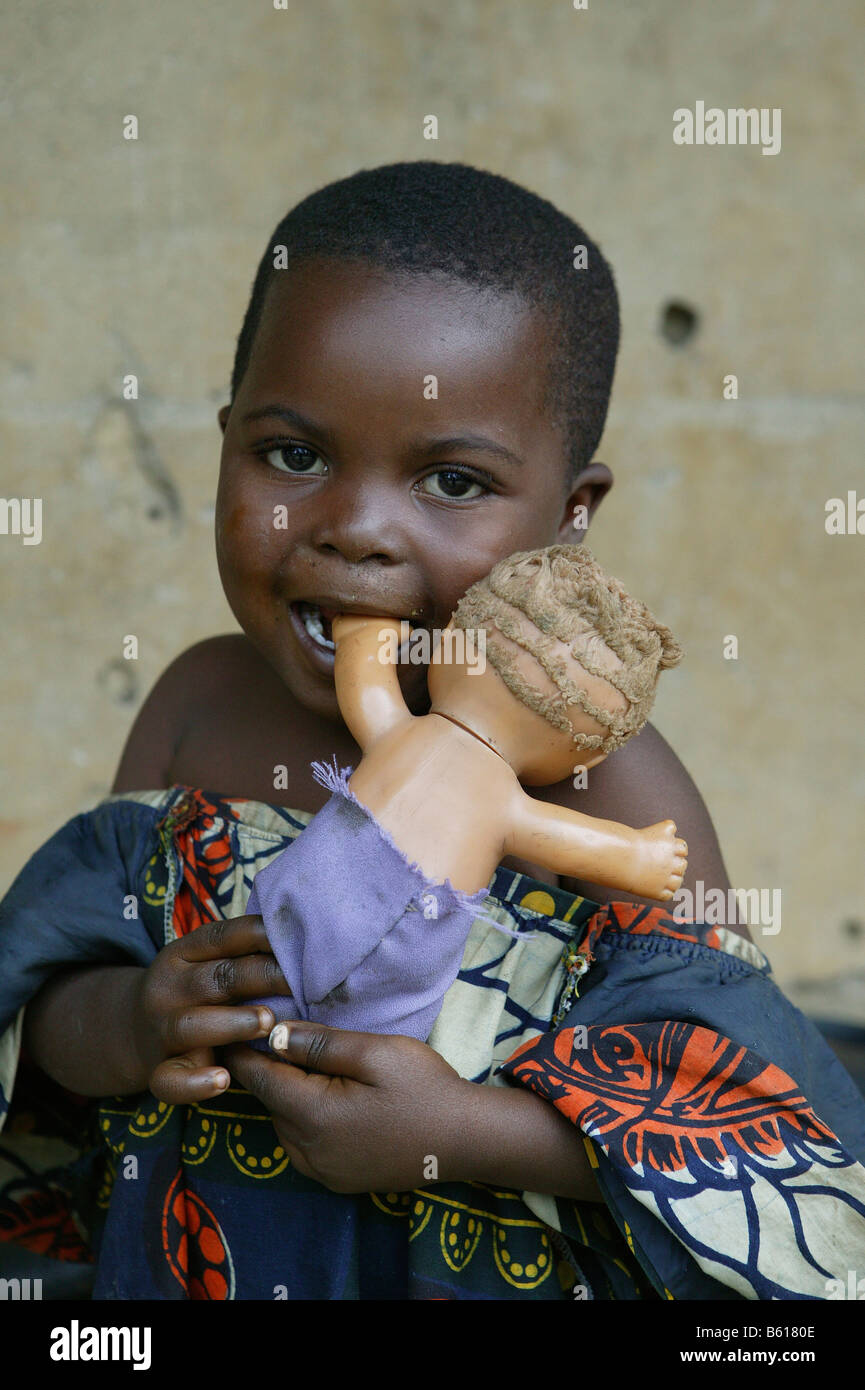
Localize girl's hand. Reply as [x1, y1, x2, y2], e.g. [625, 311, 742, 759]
[132, 915, 292, 1103]
[226, 1025, 476, 1193]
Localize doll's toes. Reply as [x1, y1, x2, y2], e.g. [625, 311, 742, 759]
[643, 820, 676, 841]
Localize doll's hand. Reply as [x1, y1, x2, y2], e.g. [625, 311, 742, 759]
[131, 915, 291, 1104]
[225, 1025, 475, 1193]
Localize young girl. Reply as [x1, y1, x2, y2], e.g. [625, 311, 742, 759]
[2, 162, 863, 1300]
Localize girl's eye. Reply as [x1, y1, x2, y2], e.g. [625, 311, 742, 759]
[258, 443, 327, 476]
[418, 469, 487, 501]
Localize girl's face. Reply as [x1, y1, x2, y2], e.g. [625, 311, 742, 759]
[215, 258, 610, 722]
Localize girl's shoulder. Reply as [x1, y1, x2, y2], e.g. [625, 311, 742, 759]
[110, 635, 337, 808]
[111, 634, 277, 793]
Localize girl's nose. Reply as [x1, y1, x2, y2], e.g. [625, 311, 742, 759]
[308, 482, 406, 566]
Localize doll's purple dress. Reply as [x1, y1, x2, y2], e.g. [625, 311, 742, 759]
[247, 759, 503, 1041]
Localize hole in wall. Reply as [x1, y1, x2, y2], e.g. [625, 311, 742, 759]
[660, 300, 699, 346]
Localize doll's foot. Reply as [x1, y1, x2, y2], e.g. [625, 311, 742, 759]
[630, 821, 688, 902]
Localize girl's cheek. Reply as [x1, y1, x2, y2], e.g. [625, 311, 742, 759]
[217, 501, 267, 562]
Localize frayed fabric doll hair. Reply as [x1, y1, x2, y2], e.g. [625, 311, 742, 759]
[452, 545, 683, 754]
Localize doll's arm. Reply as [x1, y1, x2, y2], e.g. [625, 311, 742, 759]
[505, 791, 687, 903]
[332, 616, 412, 750]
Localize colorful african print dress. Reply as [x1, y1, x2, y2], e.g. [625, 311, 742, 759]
[1, 785, 864, 1299]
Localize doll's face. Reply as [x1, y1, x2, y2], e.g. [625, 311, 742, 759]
[427, 618, 630, 785]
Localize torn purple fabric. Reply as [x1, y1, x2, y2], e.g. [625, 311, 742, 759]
[246, 759, 497, 1041]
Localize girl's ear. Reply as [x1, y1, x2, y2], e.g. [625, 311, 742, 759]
[557, 462, 614, 543]
[217, 404, 231, 435]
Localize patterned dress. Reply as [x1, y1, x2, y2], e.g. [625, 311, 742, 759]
[1, 785, 864, 1300]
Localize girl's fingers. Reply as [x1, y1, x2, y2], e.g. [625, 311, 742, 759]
[150, 1049, 231, 1105]
[193, 952, 291, 1004]
[174, 916, 292, 1001]
[179, 915, 271, 963]
[167, 1003, 282, 1053]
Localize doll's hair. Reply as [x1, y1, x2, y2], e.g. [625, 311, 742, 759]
[452, 545, 683, 754]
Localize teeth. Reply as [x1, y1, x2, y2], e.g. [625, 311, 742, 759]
[299, 604, 334, 651]
[296, 602, 423, 653]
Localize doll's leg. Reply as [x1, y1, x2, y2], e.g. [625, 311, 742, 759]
[507, 797, 688, 902]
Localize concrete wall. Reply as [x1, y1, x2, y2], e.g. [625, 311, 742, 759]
[1, 0, 862, 988]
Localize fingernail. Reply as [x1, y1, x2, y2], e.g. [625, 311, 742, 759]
[210, 1071, 230, 1090]
[257, 1007, 275, 1034]
[269, 1023, 289, 1053]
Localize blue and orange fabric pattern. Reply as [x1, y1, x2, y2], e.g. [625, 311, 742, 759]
[501, 902, 865, 1299]
[1, 786, 864, 1299]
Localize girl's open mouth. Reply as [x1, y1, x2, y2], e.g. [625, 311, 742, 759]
[294, 601, 335, 652]
[289, 600, 429, 675]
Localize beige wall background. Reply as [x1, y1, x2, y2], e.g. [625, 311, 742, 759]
[1, 0, 862, 991]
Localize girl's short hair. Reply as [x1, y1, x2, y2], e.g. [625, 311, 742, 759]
[229, 161, 619, 482]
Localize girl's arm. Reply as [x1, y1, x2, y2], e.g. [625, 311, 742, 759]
[24, 965, 155, 1096]
[455, 1079, 602, 1199]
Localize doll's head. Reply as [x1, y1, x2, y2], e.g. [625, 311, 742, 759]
[445, 545, 683, 769]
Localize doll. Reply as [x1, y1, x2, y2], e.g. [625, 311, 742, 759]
[248, 545, 688, 1041]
